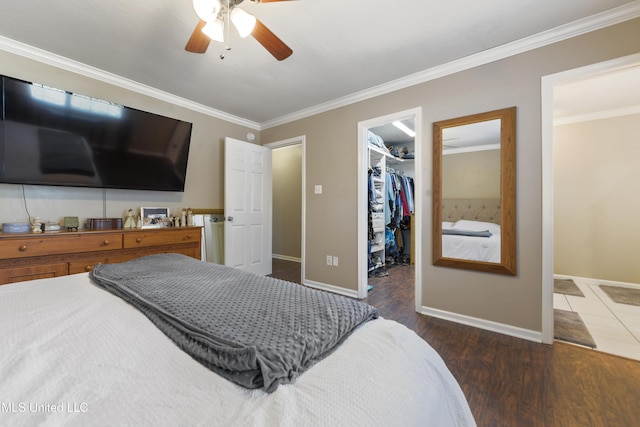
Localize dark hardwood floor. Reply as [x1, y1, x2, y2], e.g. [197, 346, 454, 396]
[271, 258, 640, 427]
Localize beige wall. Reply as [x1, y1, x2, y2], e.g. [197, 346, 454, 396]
[443, 150, 500, 199]
[0, 51, 255, 224]
[272, 145, 302, 259]
[261, 19, 640, 334]
[554, 113, 640, 283]
[2, 19, 638, 336]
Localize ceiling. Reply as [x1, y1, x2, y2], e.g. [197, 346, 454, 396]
[370, 120, 415, 146]
[0, 0, 637, 126]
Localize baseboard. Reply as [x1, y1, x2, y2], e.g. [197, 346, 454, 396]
[272, 254, 302, 263]
[304, 279, 358, 299]
[421, 306, 543, 343]
[554, 274, 640, 290]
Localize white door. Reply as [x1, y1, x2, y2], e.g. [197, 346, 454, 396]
[224, 137, 272, 275]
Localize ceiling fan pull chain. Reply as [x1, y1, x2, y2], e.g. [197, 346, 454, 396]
[225, 0, 232, 52]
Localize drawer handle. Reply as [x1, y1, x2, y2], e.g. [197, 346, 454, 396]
[186, 234, 192, 239]
[103, 240, 110, 246]
[19, 245, 28, 252]
[136, 238, 142, 243]
[85, 265, 93, 272]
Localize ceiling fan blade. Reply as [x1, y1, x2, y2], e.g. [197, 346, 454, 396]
[251, 19, 292, 61]
[185, 20, 211, 54]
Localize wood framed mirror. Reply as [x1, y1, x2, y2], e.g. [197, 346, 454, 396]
[432, 107, 516, 275]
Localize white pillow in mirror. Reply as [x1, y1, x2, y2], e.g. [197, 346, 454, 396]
[442, 221, 454, 230]
[452, 220, 501, 235]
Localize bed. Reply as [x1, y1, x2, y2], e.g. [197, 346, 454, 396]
[441, 199, 501, 263]
[0, 254, 475, 426]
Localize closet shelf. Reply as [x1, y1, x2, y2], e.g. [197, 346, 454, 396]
[368, 144, 405, 162]
[387, 155, 410, 164]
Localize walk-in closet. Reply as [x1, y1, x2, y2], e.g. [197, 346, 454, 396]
[366, 119, 415, 285]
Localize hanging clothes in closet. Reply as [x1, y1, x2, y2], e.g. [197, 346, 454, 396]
[384, 168, 414, 265]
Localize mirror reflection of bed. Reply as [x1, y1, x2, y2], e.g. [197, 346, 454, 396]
[440, 119, 501, 262]
[442, 199, 501, 263]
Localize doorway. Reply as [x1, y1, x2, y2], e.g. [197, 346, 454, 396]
[542, 54, 640, 359]
[357, 108, 423, 311]
[266, 136, 306, 285]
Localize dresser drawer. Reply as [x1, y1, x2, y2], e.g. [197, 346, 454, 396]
[0, 263, 68, 284]
[68, 256, 111, 274]
[0, 234, 123, 259]
[123, 229, 200, 249]
[0, 227, 202, 285]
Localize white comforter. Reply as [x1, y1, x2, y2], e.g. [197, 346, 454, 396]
[442, 220, 500, 263]
[0, 273, 475, 427]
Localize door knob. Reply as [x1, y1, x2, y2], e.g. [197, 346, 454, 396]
[227, 216, 233, 222]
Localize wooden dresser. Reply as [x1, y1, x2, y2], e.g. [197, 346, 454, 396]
[0, 227, 202, 285]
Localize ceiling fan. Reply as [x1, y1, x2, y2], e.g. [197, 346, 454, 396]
[185, 0, 293, 61]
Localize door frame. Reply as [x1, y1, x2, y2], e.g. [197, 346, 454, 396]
[265, 136, 306, 284]
[357, 107, 423, 311]
[540, 53, 640, 344]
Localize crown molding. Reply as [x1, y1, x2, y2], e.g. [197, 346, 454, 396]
[0, 35, 260, 130]
[261, 1, 640, 129]
[1, 2, 638, 132]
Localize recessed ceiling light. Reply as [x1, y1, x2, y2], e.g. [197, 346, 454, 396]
[392, 121, 415, 137]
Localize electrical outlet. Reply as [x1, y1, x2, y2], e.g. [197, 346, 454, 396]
[332, 256, 339, 267]
[326, 255, 333, 266]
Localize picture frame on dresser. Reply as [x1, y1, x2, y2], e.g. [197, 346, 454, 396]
[141, 207, 170, 229]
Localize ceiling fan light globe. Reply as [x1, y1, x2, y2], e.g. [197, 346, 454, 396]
[193, 0, 221, 22]
[230, 8, 256, 38]
[202, 19, 225, 42]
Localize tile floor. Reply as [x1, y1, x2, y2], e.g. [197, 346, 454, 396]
[554, 275, 640, 361]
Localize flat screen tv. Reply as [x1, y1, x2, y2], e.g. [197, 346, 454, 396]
[0, 75, 193, 192]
